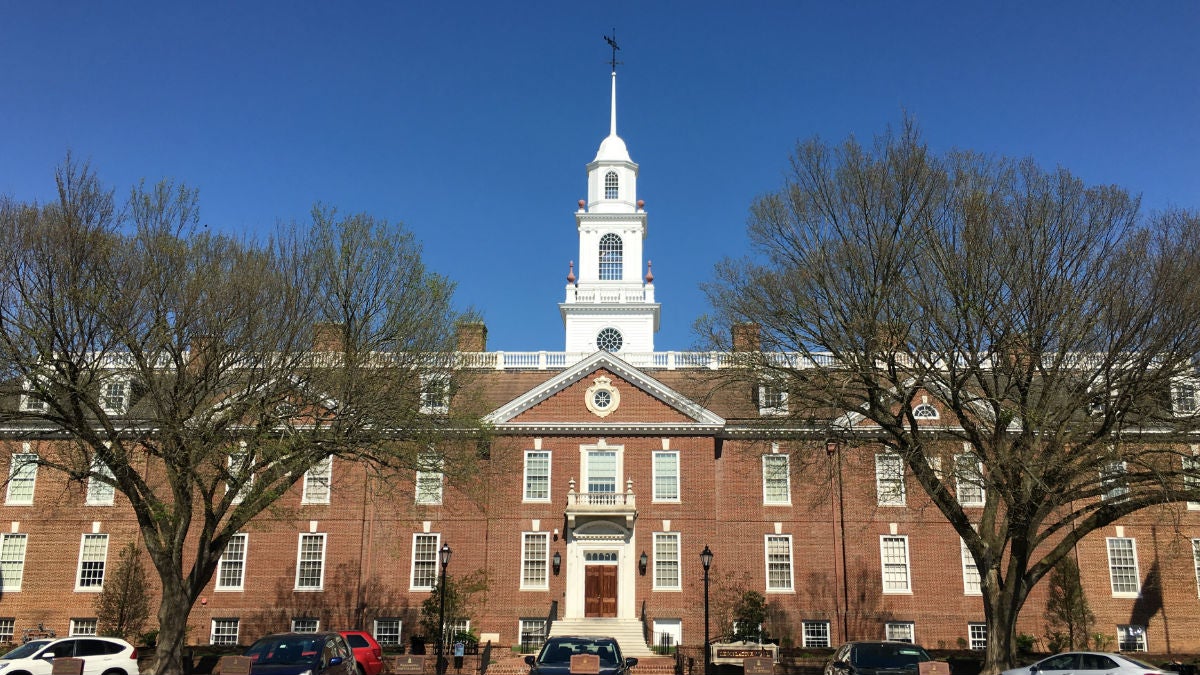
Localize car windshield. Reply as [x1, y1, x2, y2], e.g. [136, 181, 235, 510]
[246, 636, 323, 666]
[538, 639, 620, 667]
[2, 641, 51, 660]
[853, 644, 931, 669]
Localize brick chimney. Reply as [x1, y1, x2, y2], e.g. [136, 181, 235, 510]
[732, 323, 761, 352]
[312, 323, 344, 352]
[456, 322, 488, 352]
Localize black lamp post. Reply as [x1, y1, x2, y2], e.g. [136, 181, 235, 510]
[700, 545, 713, 675]
[437, 544, 452, 675]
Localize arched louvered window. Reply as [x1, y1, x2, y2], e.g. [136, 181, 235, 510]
[604, 171, 619, 199]
[599, 234, 623, 281]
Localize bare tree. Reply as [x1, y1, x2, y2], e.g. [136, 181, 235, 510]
[702, 121, 1200, 673]
[0, 158, 477, 675]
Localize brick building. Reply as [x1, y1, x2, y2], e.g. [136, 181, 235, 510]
[3, 66, 1200, 659]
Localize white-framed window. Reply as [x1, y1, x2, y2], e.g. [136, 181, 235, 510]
[524, 451, 551, 502]
[420, 374, 450, 414]
[295, 533, 326, 590]
[520, 619, 548, 651]
[876, 453, 906, 506]
[1184, 452, 1200, 510]
[1193, 539, 1200, 597]
[653, 619, 682, 652]
[1117, 624, 1147, 652]
[302, 456, 333, 505]
[410, 533, 440, 590]
[416, 449, 444, 505]
[1107, 537, 1140, 596]
[765, 535, 793, 592]
[19, 378, 46, 412]
[763, 453, 791, 505]
[374, 618, 402, 646]
[880, 535, 911, 593]
[521, 532, 549, 590]
[599, 234, 623, 281]
[86, 457, 115, 506]
[954, 452, 985, 506]
[445, 619, 470, 640]
[0, 533, 28, 592]
[0, 618, 13, 644]
[604, 171, 619, 200]
[100, 377, 130, 414]
[211, 618, 239, 646]
[292, 618, 320, 633]
[654, 532, 681, 590]
[1173, 379, 1199, 415]
[968, 623, 987, 650]
[1101, 461, 1128, 500]
[584, 448, 619, 496]
[912, 402, 939, 419]
[217, 534, 247, 591]
[886, 622, 915, 643]
[802, 620, 830, 648]
[76, 533, 109, 590]
[961, 538, 982, 595]
[227, 444, 253, 505]
[5, 448, 38, 505]
[758, 385, 788, 416]
[653, 451, 680, 502]
[69, 618, 98, 636]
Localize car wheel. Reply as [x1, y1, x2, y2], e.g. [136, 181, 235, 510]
[356, 663, 365, 675]
[102, 669, 129, 675]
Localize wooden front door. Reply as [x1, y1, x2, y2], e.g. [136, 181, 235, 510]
[584, 565, 618, 617]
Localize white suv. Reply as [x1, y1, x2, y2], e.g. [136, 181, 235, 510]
[0, 637, 139, 675]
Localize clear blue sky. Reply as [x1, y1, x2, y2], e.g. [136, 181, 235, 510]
[2, 2, 1197, 352]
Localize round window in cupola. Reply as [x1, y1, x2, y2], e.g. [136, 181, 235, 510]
[596, 328, 623, 352]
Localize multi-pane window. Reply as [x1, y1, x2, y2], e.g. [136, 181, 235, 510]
[763, 454, 790, 505]
[1184, 455, 1200, 510]
[586, 450, 618, 496]
[968, 623, 987, 650]
[100, 378, 130, 414]
[227, 446, 253, 505]
[880, 535, 911, 593]
[1193, 539, 1200, 597]
[876, 454, 906, 506]
[598, 234, 623, 281]
[420, 375, 450, 414]
[292, 618, 320, 633]
[1117, 624, 1147, 652]
[374, 619, 402, 646]
[217, 534, 247, 591]
[86, 458, 115, 506]
[912, 403, 939, 419]
[211, 618, 240, 646]
[654, 532, 681, 590]
[0, 619, 13, 644]
[802, 621, 830, 648]
[76, 533, 109, 590]
[521, 533, 549, 590]
[19, 379, 45, 412]
[1101, 461, 1128, 500]
[1107, 537, 1140, 595]
[653, 451, 680, 502]
[954, 453, 985, 506]
[765, 535, 793, 592]
[524, 451, 550, 502]
[302, 457, 332, 505]
[886, 622, 915, 643]
[416, 450, 444, 505]
[758, 385, 788, 416]
[520, 619, 547, 651]
[295, 533, 326, 590]
[604, 171, 619, 200]
[445, 619, 470, 643]
[961, 539, 982, 595]
[6, 450, 38, 505]
[0, 534, 28, 592]
[70, 618, 98, 636]
[1174, 381, 1198, 415]
[411, 533, 440, 590]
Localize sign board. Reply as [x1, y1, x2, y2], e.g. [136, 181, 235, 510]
[392, 656, 425, 675]
[570, 653, 601, 674]
[51, 659, 84, 675]
[744, 657, 774, 675]
[216, 656, 253, 675]
[710, 642, 777, 666]
[919, 662, 951, 675]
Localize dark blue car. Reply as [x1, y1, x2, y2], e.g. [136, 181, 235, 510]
[244, 632, 355, 675]
[524, 636, 637, 675]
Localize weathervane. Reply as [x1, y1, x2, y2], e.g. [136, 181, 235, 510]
[604, 30, 622, 72]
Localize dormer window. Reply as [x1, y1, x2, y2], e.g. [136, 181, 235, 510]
[604, 171, 619, 199]
[420, 374, 450, 414]
[757, 384, 788, 416]
[912, 403, 939, 419]
[1173, 379, 1199, 415]
[19, 379, 45, 412]
[599, 234, 623, 281]
[100, 378, 130, 414]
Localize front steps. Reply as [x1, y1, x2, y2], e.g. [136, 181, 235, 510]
[546, 617, 655, 658]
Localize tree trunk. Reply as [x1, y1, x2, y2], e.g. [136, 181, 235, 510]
[149, 581, 194, 675]
[980, 582, 1025, 675]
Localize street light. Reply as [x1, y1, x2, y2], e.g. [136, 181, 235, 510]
[700, 545, 713, 675]
[437, 544, 452, 675]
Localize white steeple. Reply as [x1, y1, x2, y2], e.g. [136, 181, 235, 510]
[560, 61, 660, 355]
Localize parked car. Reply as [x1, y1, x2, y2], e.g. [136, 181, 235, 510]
[244, 632, 355, 675]
[524, 636, 637, 675]
[0, 636, 138, 675]
[825, 641, 933, 675]
[338, 631, 383, 675]
[1001, 652, 1178, 675]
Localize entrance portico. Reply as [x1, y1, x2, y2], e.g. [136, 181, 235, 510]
[563, 520, 638, 620]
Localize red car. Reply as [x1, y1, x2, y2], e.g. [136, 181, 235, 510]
[339, 631, 384, 675]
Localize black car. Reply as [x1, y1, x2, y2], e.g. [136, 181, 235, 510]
[826, 641, 933, 675]
[244, 632, 356, 675]
[525, 636, 638, 675]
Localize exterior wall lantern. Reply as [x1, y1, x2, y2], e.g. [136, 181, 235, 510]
[638, 550, 648, 575]
[552, 551, 562, 575]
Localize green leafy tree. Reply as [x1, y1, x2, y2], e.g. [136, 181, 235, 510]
[419, 570, 488, 646]
[1043, 556, 1095, 651]
[731, 591, 769, 643]
[94, 542, 151, 641]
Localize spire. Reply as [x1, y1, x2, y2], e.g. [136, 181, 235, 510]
[610, 69, 618, 137]
[594, 31, 631, 163]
